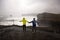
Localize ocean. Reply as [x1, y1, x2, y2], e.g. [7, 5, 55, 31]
[0, 16, 38, 26]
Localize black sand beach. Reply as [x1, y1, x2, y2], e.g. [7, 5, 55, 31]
[0, 25, 60, 40]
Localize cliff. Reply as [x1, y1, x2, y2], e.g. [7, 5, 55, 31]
[37, 12, 60, 27]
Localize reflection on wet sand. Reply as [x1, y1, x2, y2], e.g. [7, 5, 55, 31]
[0, 26, 60, 40]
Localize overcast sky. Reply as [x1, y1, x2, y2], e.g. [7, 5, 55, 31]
[0, 0, 60, 17]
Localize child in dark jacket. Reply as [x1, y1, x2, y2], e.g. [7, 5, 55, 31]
[29, 18, 37, 32]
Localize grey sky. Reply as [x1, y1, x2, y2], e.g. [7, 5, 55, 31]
[0, 0, 60, 17]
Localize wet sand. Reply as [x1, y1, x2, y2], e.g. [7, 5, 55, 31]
[0, 26, 60, 40]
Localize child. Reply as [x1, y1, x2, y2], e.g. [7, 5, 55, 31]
[20, 18, 28, 32]
[29, 18, 37, 32]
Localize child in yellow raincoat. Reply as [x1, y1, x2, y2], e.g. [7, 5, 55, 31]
[20, 18, 28, 32]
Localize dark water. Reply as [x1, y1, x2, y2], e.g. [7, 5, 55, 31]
[0, 26, 60, 40]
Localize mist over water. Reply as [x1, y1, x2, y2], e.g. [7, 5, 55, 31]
[0, 16, 37, 26]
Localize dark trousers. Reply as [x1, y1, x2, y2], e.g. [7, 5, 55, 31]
[32, 27, 36, 32]
[23, 25, 26, 32]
